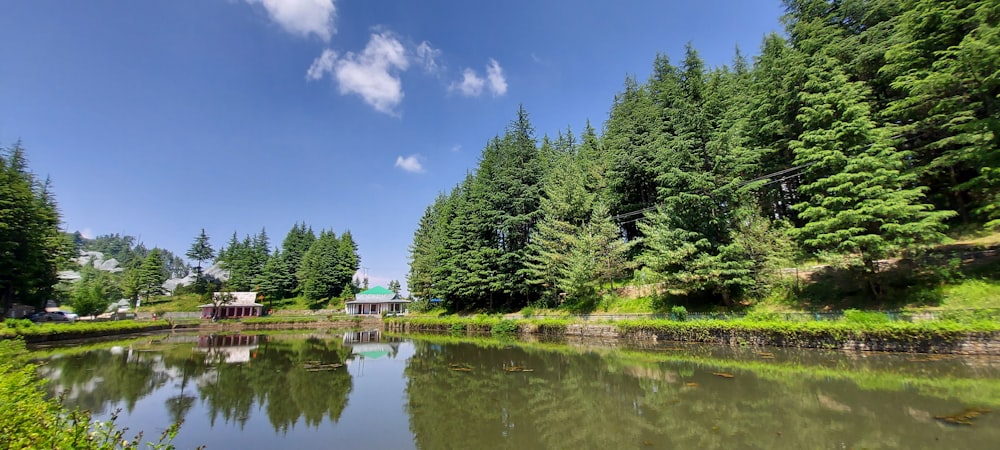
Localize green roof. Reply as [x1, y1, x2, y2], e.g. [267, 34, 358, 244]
[359, 286, 393, 295]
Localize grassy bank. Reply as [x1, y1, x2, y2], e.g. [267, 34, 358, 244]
[387, 313, 1000, 353]
[1, 320, 171, 342]
[0, 339, 179, 449]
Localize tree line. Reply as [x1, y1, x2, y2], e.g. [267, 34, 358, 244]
[407, 0, 998, 312]
[183, 223, 365, 306]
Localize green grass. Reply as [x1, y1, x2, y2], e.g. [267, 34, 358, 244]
[141, 293, 204, 313]
[601, 296, 655, 313]
[936, 279, 1000, 309]
[0, 320, 169, 340]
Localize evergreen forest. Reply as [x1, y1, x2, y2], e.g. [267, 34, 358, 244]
[406, 0, 1000, 312]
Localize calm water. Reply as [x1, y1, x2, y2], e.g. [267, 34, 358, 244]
[32, 330, 1000, 449]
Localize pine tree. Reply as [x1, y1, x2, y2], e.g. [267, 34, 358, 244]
[638, 46, 762, 306]
[256, 250, 293, 305]
[336, 231, 360, 296]
[792, 55, 954, 297]
[604, 75, 661, 242]
[883, 0, 1000, 226]
[186, 228, 215, 293]
[280, 222, 316, 294]
[0, 142, 70, 310]
[297, 230, 346, 301]
[137, 249, 167, 304]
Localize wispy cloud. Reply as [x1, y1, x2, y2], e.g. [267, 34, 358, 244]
[450, 144, 462, 152]
[450, 68, 485, 97]
[415, 41, 442, 73]
[395, 154, 425, 173]
[485, 58, 507, 96]
[305, 48, 337, 80]
[245, 0, 337, 41]
[450, 58, 507, 97]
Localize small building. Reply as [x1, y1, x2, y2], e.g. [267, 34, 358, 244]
[199, 292, 263, 319]
[345, 286, 410, 315]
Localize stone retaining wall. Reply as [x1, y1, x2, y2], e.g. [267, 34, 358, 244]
[388, 321, 1000, 355]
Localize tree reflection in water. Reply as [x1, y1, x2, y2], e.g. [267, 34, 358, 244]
[38, 333, 353, 432]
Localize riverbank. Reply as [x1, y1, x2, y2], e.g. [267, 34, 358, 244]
[1, 316, 385, 344]
[6, 313, 999, 355]
[384, 315, 1000, 355]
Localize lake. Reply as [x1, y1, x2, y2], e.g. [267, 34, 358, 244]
[32, 330, 1000, 449]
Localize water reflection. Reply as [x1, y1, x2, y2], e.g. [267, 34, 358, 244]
[402, 337, 1000, 450]
[39, 333, 355, 433]
[34, 332, 1000, 449]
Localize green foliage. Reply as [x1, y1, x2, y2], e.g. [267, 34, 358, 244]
[0, 339, 180, 449]
[842, 309, 892, 327]
[0, 321, 170, 340]
[4, 318, 33, 329]
[297, 229, 359, 301]
[404, 2, 996, 314]
[490, 319, 519, 336]
[790, 53, 954, 297]
[0, 142, 72, 310]
[670, 305, 688, 321]
[137, 249, 168, 302]
[185, 228, 215, 293]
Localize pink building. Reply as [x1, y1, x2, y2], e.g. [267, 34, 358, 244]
[199, 292, 263, 319]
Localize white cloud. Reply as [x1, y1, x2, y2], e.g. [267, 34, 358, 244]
[450, 68, 485, 97]
[415, 41, 442, 73]
[486, 58, 507, 96]
[450, 59, 507, 98]
[450, 144, 462, 152]
[395, 154, 425, 173]
[307, 32, 409, 115]
[306, 48, 337, 80]
[245, 0, 337, 41]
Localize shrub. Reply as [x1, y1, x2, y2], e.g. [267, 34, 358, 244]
[671, 305, 688, 321]
[491, 319, 519, 336]
[4, 319, 33, 329]
[520, 307, 535, 318]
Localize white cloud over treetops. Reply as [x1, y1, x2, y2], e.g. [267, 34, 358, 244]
[450, 58, 507, 97]
[450, 68, 485, 96]
[245, 0, 337, 41]
[395, 154, 424, 173]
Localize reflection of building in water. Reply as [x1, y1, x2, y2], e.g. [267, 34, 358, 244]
[342, 330, 401, 360]
[196, 334, 262, 363]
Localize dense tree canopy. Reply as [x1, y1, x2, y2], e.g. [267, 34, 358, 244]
[0, 142, 70, 310]
[408, 0, 996, 311]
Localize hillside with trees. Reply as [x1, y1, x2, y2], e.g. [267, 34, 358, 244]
[407, 0, 999, 313]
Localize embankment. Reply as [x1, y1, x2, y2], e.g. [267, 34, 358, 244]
[385, 317, 1000, 355]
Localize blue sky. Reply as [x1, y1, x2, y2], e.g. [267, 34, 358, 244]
[0, 0, 784, 292]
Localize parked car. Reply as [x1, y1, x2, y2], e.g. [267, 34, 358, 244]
[31, 311, 78, 323]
